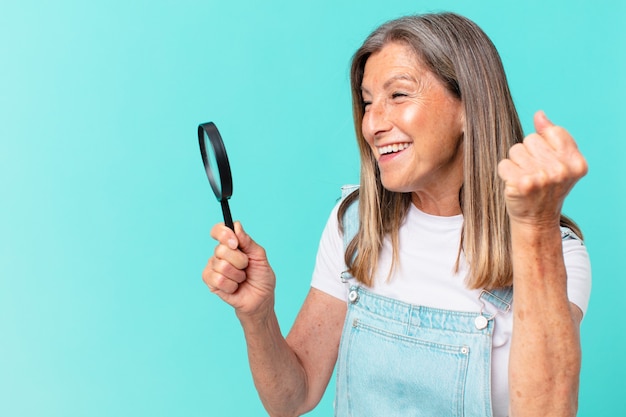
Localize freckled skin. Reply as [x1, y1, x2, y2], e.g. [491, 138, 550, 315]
[499, 111, 587, 416]
[361, 42, 465, 216]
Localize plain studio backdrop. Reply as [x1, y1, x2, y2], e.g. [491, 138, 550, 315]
[1, 0, 624, 415]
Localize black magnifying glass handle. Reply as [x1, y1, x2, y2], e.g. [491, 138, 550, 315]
[221, 200, 234, 230]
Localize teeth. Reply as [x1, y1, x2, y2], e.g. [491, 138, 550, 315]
[378, 143, 410, 155]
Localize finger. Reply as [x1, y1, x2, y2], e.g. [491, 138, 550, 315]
[210, 254, 247, 283]
[519, 135, 573, 184]
[533, 110, 567, 152]
[498, 154, 548, 197]
[233, 222, 268, 261]
[531, 112, 588, 178]
[533, 111, 577, 154]
[214, 242, 249, 270]
[533, 110, 554, 134]
[497, 158, 522, 190]
[521, 132, 555, 161]
[210, 223, 239, 250]
[506, 142, 536, 172]
[202, 258, 245, 293]
[206, 270, 240, 294]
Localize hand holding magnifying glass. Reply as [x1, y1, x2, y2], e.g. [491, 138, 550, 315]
[198, 122, 234, 230]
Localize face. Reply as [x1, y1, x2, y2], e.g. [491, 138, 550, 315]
[361, 42, 465, 213]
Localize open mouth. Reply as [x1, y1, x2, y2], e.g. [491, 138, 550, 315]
[377, 142, 411, 156]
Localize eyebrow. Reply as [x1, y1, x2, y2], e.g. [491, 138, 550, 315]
[361, 73, 418, 95]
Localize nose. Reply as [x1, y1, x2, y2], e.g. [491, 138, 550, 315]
[362, 99, 392, 141]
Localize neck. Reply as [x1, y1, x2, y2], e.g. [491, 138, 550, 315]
[411, 191, 462, 217]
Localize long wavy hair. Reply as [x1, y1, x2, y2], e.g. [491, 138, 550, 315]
[339, 12, 581, 290]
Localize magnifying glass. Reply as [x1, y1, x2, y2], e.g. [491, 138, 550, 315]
[198, 122, 234, 230]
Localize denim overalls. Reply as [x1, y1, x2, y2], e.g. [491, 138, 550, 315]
[333, 186, 581, 416]
[335, 280, 512, 416]
[334, 186, 511, 417]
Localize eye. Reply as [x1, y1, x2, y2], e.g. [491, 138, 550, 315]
[392, 92, 408, 99]
[363, 101, 372, 111]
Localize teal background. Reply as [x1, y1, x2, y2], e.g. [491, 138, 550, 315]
[1, 0, 623, 415]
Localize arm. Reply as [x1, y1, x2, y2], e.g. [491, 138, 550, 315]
[498, 111, 588, 416]
[203, 222, 345, 417]
[239, 288, 345, 417]
[507, 223, 583, 416]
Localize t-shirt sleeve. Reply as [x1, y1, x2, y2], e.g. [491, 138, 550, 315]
[563, 236, 592, 316]
[310, 203, 349, 302]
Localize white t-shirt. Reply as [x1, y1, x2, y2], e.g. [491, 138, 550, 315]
[311, 201, 592, 417]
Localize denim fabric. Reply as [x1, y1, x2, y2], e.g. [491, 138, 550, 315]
[335, 284, 498, 417]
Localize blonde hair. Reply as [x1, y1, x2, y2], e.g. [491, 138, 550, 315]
[339, 13, 581, 290]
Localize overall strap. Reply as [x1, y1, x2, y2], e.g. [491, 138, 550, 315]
[560, 226, 584, 245]
[340, 185, 359, 283]
[340, 185, 360, 251]
[479, 287, 513, 314]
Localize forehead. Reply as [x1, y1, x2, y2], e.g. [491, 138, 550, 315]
[362, 42, 427, 86]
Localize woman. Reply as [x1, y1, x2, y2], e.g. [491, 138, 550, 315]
[203, 13, 591, 417]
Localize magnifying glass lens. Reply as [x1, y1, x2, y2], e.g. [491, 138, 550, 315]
[203, 129, 223, 197]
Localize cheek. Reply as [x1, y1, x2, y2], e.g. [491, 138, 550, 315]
[397, 103, 427, 131]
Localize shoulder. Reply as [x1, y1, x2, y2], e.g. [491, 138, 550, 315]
[310, 197, 350, 302]
[560, 226, 590, 272]
[338, 185, 359, 244]
[560, 226, 592, 316]
[341, 184, 359, 199]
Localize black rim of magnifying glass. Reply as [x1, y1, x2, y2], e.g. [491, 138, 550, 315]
[198, 122, 233, 200]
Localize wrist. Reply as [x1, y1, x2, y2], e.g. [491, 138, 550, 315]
[236, 296, 276, 329]
[508, 216, 561, 239]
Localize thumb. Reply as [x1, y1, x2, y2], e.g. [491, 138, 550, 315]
[533, 110, 555, 134]
[233, 222, 265, 258]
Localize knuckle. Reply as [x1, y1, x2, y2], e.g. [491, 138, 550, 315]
[210, 224, 234, 244]
[213, 257, 247, 281]
[213, 243, 249, 270]
[214, 274, 237, 294]
[202, 259, 215, 283]
[548, 127, 573, 149]
[508, 143, 525, 158]
[522, 133, 541, 146]
[213, 273, 225, 287]
[230, 270, 247, 284]
[549, 163, 568, 182]
[517, 175, 535, 194]
[209, 224, 222, 239]
[214, 257, 231, 273]
[497, 159, 513, 179]
[201, 269, 210, 285]
[552, 126, 569, 138]
[214, 243, 229, 259]
[572, 154, 589, 177]
[201, 257, 242, 295]
[516, 171, 548, 194]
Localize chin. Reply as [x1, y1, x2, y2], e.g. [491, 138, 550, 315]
[380, 179, 413, 194]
